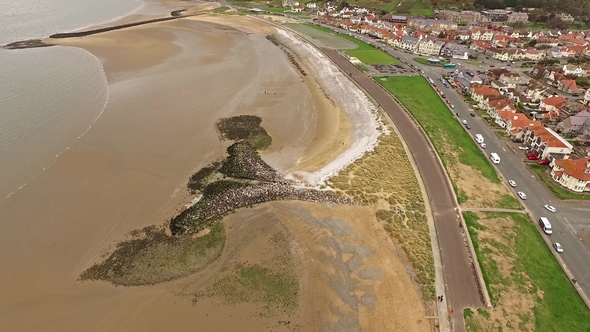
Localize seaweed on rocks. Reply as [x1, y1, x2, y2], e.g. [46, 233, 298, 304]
[79, 223, 225, 286]
[216, 115, 272, 150]
[187, 161, 222, 193]
[219, 141, 287, 183]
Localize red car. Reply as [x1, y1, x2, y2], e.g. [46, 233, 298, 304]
[527, 155, 539, 160]
[446, 99, 451, 104]
[538, 160, 549, 165]
[436, 88, 441, 92]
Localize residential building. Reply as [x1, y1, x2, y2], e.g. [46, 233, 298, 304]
[400, 36, 420, 52]
[548, 47, 562, 58]
[482, 9, 509, 22]
[556, 111, 590, 133]
[584, 89, 590, 105]
[496, 111, 542, 139]
[460, 11, 485, 23]
[523, 126, 573, 160]
[557, 79, 583, 94]
[458, 31, 471, 41]
[499, 72, 529, 88]
[470, 40, 492, 52]
[540, 96, 569, 116]
[563, 64, 585, 77]
[486, 98, 516, 118]
[381, 14, 407, 23]
[417, 38, 445, 56]
[437, 10, 460, 21]
[550, 158, 590, 192]
[507, 12, 529, 23]
[440, 43, 469, 59]
[557, 13, 575, 23]
[471, 86, 501, 108]
[491, 49, 515, 62]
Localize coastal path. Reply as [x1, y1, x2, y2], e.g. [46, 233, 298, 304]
[321, 48, 484, 331]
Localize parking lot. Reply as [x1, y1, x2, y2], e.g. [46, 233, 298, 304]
[370, 63, 413, 76]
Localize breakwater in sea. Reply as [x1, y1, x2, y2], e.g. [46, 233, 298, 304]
[170, 141, 357, 235]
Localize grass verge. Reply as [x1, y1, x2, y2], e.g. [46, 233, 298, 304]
[377, 76, 500, 184]
[304, 23, 332, 33]
[329, 130, 435, 299]
[529, 164, 590, 201]
[463, 211, 590, 331]
[336, 34, 400, 65]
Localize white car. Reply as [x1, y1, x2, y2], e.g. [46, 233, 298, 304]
[508, 180, 516, 187]
[518, 146, 528, 150]
[462, 119, 467, 125]
[480, 143, 486, 149]
[451, 104, 455, 109]
[517, 191, 527, 200]
[544, 205, 556, 213]
[553, 242, 564, 253]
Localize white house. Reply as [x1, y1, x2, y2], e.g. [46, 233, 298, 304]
[400, 36, 420, 52]
[550, 158, 590, 192]
[523, 126, 573, 160]
[563, 64, 585, 77]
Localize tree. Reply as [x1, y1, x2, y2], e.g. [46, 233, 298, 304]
[576, 77, 590, 88]
[528, 39, 537, 47]
[547, 17, 570, 30]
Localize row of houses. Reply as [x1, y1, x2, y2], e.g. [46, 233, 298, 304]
[437, 9, 529, 23]
[464, 74, 590, 192]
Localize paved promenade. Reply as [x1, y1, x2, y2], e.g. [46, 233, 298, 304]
[321, 48, 484, 331]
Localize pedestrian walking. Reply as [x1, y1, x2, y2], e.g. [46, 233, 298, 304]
[440, 295, 444, 302]
[437, 295, 441, 302]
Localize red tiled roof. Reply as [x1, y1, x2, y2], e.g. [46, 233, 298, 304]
[561, 80, 579, 90]
[555, 158, 590, 181]
[554, 171, 564, 177]
[473, 86, 501, 96]
[542, 96, 568, 106]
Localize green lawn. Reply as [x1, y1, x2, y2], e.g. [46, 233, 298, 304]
[348, 0, 433, 16]
[336, 34, 399, 65]
[304, 23, 333, 34]
[463, 212, 590, 331]
[377, 76, 500, 184]
[263, 7, 288, 12]
[529, 164, 590, 200]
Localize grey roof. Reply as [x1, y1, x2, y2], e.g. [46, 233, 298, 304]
[391, 15, 407, 20]
[441, 43, 468, 52]
[402, 36, 420, 45]
[570, 111, 590, 126]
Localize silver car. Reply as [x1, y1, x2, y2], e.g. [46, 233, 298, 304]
[517, 191, 527, 200]
[544, 205, 556, 213]
[508, 180, 516, 187]
[553, 243, 564, 253]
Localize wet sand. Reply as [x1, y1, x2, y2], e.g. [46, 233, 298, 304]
[0, 11, 427, 331]
[0, 16, 332, 331]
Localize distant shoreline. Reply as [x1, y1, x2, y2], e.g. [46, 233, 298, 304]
[3, 10, 188, 50]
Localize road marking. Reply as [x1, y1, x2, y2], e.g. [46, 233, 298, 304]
[563, 217, 577, 234]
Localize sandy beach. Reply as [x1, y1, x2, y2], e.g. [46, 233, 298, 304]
[0, 5, 429, 331]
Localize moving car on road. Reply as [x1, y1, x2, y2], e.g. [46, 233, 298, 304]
[509, 180, 517, 187]
[518, 191, 527, 200]
[470, 112, 475, 117]
[554, 242, 564, 253]
[544, 205, 556, 213]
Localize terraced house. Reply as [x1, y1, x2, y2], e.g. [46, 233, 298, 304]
[550, 158, 590, 192]
[417, 38, 445, 56]
[523, 126, 573, 161]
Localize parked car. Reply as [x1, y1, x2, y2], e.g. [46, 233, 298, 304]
[544, 205, 556, 213]
[572, 94, 579, 97]
[518, 146, 528, 150]
[538, 160, 549, 165]
[480, 142, 486, 148]
[456, 112, 460, 117]
[490, 65, 495, 67]
[436, 88, 441, 92]
[526, 153, 536, 157]
[527, 155, 539, 160]
[451, 104, 455, 109]
[508, 180, 516, 187]
[446, 99, 451, 104]
[517, 191, 527, 200]
[462, 119, 467, 125]
[466, 125, 471, 130]
[553, 242, 564, 253]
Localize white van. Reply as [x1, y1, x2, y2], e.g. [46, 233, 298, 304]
[539, 217, 553, 234]
[475, 134, 484, 144]
[490, 152, 500, 164]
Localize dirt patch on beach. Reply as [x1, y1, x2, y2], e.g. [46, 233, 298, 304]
[172, 201, 430, 331]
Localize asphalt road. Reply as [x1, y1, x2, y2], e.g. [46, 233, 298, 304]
[313, 24, 590, 299]
[321, 48, 484, 330]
